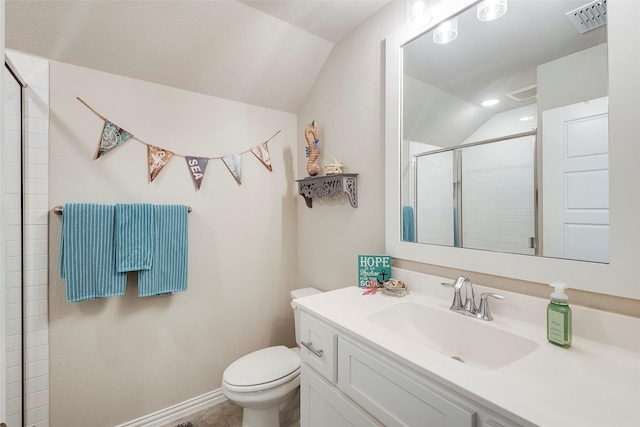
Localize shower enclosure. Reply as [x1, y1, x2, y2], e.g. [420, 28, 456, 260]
[413, 132, 537, 255]
[3, 58, 27, 427]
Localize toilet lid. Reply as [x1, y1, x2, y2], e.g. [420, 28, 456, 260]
[223, 346, 300, 387]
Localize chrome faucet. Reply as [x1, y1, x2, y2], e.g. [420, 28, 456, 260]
[441, 276, 505, 321]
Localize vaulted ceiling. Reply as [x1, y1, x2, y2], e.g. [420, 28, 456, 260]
[5, 0, 389, 113]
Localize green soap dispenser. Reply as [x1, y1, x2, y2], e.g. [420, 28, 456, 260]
[547, 282, 572, 348]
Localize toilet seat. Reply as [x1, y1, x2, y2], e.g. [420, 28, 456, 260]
[222, 346, 300, 393]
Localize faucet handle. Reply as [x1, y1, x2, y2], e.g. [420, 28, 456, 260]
[441, 276, 467, 290]
[441, 280, 464, 309]
[477, 293, 506, 321]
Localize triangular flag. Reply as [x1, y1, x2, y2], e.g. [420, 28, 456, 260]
[148, 145, 174, 182]
[96, 120, 133, 159]
[185, 156, 209, 190]
[222, 154, 242, 185]
[250, 142, 273, 172]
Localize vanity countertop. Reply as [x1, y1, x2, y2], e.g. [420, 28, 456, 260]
[294, 271, 640, 427]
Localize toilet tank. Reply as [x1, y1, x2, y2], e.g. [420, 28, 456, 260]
[291, 287, 322, 345]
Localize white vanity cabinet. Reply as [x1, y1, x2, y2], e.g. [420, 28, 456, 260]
[299, 310, 524, 427]
[299, 312, 382, 427]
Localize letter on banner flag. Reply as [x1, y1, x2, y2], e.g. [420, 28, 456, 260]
[96, 120, 133, 159]
[185, 156, 209, 190]
[250, 142, 272, 172]
[222, 154, 242, 185]
[148, 144, 174, 182]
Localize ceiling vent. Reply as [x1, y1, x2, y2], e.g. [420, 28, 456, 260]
[506, 84, 537, 102]
[566, 0, 607, 34]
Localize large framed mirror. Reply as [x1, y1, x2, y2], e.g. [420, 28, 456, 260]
[385, 0, 640, 300]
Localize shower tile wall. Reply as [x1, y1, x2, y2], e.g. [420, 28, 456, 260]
[5, 50, 50, 427]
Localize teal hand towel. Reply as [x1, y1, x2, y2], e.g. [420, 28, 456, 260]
[402, 205, 416, 242]
[115, 203, 154, 272]
[138, 205, 188, 297]
[59, 203, 126, 302]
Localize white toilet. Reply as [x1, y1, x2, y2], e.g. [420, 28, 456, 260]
[221, 287, 321, 427]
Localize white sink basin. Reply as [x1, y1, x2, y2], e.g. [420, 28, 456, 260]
[367, 302, 539, 370]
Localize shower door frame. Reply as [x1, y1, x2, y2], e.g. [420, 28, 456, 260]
[3, 56, 28, 427]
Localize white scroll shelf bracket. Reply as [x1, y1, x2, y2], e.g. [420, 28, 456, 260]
[296, 173, 358, 208]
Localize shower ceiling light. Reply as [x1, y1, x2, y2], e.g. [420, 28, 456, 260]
[433, 18, 458, 44]
[477, 0, 508, 22]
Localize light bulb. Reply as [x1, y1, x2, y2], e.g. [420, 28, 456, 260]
[477, 0, 508, 22]
[433, 17, 458, 44]
[481, 98, 500, 107]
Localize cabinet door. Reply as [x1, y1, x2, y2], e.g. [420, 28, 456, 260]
[301, 364, 383, 427]
[338, 336, 476, 427]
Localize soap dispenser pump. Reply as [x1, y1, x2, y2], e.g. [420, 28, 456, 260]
[547, 282, 572, 348]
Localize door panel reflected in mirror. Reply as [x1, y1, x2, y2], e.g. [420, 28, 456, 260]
[401, 0, 608, 263]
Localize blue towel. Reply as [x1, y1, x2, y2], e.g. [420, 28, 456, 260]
[402, 205, 416, 242]
[60, 203, 126, 302]
[115, 203, 154, 272]
[138, 205, 189, 297]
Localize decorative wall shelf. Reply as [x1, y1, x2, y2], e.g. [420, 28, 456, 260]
[296, 173, 358, 208]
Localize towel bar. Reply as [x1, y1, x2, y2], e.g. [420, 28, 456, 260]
[53, 205, 192, 215]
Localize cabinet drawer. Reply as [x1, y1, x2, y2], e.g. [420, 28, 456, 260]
[338, 336, 476, 427]
[300, 312, 338, 383]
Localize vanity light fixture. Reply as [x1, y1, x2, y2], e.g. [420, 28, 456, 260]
[407, 0, 432, 28]
[433, 17, 458, 44]
[477, 0, 508, 22]
[481, 98, 500, 107]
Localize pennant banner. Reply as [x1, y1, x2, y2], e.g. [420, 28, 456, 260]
[148, 145, 174, 182]
[185, 156, 209, 190]
[78, 97, 282, 190]
[222, 154, 242, 185]
[250, 142, 272, 172]
[96, 120, 133, 159]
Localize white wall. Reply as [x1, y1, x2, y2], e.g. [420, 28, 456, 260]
[296, 1, 406, 289]
[463, 104, 537, 144]
[403, 74, 491, 147]
[538, 43, 608, 113]
[4, 50, 50, 427]
[48, 61, 298, 426]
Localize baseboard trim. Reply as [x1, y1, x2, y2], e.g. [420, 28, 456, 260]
[115, 389, 227, 427]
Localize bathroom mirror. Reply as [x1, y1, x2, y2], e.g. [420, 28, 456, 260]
[402, 0, 608, 262]
[385, 0, 640, 300]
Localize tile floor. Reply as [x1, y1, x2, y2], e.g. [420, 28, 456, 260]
[161, 400, 243, 427]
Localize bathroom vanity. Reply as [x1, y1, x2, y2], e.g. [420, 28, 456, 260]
[294, 269, 640, 427]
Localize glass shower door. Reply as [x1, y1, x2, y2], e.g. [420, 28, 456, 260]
[460, 135, 536, 255]
[415, 150, 455, 245]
